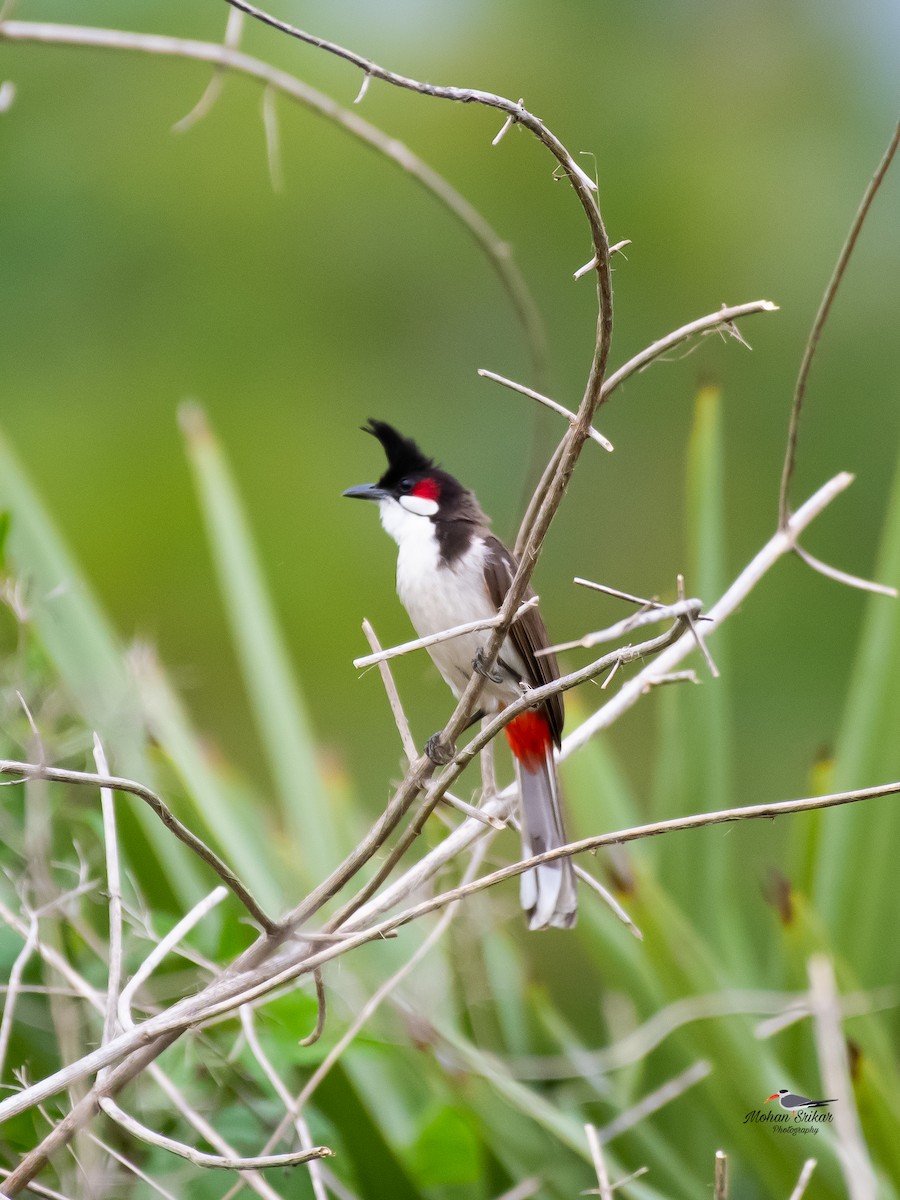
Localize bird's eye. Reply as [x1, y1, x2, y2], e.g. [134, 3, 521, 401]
[398, 478, 413, 494]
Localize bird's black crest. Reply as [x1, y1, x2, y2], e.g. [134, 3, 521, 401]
[363, 419, 434, 488]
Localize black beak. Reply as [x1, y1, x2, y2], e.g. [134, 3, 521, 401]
[342, 483, 387, 502]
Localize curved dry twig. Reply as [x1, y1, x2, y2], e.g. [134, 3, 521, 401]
[93, 736, 124, 1086]
[0, 914, 38, 1082]
[2, 12, 887, 1196]
[248, 842, 490, 1167]
[779, 116, 900, 527]
[600, 300, 777, 403]
[172, 4, 245, 132]
[181, 774, 900, 1031]
[222, 1, 600, 193]
[99, 1097, 332, 1170]
[298, 967, 327, 1048]
[217, 2, 615, 745]
[1, 764, 897, 1138]
[0, 759, 277, 934]
[353, 597, 541, 670]
[0, 19, 546, 384]
[0, 471, 858, 1148]
[792, 542, 897, 597]
[478, 368, 614, 451]
[117, 888, 228, 1034]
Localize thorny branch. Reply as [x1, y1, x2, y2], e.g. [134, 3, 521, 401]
[0, 759, 276, 933]
[0, 469, 877, 1142]
[0, 8, 894, 1197]
[205, 1, 617, 760]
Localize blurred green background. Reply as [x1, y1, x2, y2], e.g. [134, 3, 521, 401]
[1, 0, 898, 812]
[2, 2, 900, 1196]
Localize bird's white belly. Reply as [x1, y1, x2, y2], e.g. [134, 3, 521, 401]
[395, 531, 523, 704]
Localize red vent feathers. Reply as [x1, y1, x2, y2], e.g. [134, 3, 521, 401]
[505, 711, 552, 771]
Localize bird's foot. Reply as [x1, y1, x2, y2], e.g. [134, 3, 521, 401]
[425, 733, 455, 765]
[473, 648, 503, 684]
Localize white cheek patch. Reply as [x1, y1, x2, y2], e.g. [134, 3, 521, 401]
[399, 494, 439, 517]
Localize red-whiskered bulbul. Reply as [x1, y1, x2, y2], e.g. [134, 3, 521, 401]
[343, 420, 577, 930]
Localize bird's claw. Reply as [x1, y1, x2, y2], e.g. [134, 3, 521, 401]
[425, 733, 455, 765]
[473, 648, 503, 684]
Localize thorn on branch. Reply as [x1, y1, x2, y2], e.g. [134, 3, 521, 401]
[678, 574, 719, 679]
[574, 577, 663, 606]
[478, 369, 613, 451]
[172, 4, 244, 133]
[600, 658, 622, 690]
[541, 595, 703, 656]
[492, 100, 522, 146]
[573, 255, 597, 281]
[353, 71, 371, 104]
[574, 240, 630, 280]
[641, 670, 700, 692]
[793, 543, 897, 597]
[720, 318, 752, 350]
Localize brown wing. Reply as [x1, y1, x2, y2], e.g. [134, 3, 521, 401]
[483, 536, 564, 747]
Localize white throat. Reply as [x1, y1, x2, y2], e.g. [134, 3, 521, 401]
[377, 495, 436, 547]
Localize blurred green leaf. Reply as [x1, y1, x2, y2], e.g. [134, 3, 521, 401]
[0, 426, 203, 908]
[653, 387, 736, 961]
[814, 448, 900, 979]
[410, 1104, 482, 1188]
[132, 643, 289, 916]
[180, 404, 338, 887]
[0, 510, 11, 573]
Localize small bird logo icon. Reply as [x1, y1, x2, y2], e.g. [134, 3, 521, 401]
[765, 1089, 836, 1118]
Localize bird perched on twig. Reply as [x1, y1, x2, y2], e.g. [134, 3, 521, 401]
[344, 420, 576, 929]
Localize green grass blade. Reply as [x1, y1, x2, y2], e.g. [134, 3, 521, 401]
[131, 644, 289, 916]
[653, 387, 735, 959]
[180, 405, 336, 885]
[813, 449, 900, 978]
[435, 1018, 672, 1199]
[0, 430, 135, 744]
[0, 428, 204, 907]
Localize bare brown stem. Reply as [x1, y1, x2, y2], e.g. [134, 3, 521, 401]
[779, 117, 900, 527]
[0, 759, 276, 933]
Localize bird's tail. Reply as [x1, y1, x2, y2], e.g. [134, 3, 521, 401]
[506, 712, 577, 930]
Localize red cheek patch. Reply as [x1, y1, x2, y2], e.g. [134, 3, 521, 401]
[505, 711, 552, 771]
[412, 478, 441, 502]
